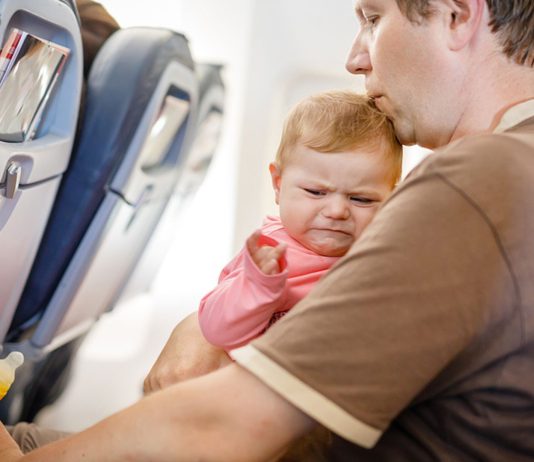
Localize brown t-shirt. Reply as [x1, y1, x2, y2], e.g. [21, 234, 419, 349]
[234, 101, 534, 461]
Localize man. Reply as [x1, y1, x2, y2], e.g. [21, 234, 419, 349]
[2, 0, 534, 459]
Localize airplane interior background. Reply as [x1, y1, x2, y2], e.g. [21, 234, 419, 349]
[0, 0, 429, 432]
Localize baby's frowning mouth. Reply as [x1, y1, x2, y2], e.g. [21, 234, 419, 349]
[313, 228, 353, 237]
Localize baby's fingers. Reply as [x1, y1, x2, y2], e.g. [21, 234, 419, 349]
[246, 230, 262, 256]
[272, 242, 287, 259]
[257, 244, 286, 274]
[261, 257, 282, 275]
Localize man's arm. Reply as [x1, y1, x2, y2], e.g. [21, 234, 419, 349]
[143, 312, 232, 394]
[0, 426, 23, 460]
[3, 364, 314, 462]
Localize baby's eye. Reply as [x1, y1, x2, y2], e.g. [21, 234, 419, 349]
[350, 196, 375, 205]
[303, 188, 325, 196]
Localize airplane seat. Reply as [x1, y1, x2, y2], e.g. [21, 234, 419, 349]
[0, 26, 198, 423]
[0, 0, 83, 351]
[177, 63, 225, 199]
[58, 0, 81, 24]
[118, 62, 226, 301]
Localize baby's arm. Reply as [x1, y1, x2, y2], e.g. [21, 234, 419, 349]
[198, 230, 288, 350]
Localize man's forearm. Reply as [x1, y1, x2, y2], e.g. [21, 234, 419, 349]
[143, 312, 232, 393]
[10, 364, 313, 461]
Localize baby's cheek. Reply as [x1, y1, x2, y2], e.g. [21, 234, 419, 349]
[352, 218, 372, 240]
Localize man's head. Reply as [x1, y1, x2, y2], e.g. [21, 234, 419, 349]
[270, 91, 402, 257]
[346, 0, 534, 149]
[395, 0, 534, 66]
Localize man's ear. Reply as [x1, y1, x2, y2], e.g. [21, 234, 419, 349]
[443, 0, 485, 51]
[269, 162, 282, 205]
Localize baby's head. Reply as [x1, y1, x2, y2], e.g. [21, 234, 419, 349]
[270, 90, 402, 257]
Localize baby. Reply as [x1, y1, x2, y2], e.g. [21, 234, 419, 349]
[198, 90, 402, 350]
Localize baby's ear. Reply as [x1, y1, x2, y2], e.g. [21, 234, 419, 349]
[269, 162, 282, 205]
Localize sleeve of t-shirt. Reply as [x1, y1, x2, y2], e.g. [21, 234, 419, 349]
[198, 241, 288, 350]
[232, 167, 516, 448]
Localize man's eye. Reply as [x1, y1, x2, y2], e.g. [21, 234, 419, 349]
[303, 188, 325, 196]
[364, 15, 379, 28]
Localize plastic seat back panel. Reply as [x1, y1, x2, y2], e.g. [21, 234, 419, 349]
[14, 27, 197, 349]
[0, 0, 82, 342]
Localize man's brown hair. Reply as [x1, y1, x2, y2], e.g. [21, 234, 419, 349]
[275, 90, 402, 186]
[395, 0, 534, 66]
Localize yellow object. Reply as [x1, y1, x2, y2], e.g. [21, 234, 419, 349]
[0, 351, 24, 400]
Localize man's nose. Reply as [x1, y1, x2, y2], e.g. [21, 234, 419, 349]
[323, 196, 351, 220]
[345, 32, 371, 75]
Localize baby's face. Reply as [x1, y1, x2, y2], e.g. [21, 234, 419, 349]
[271, 144, 394, 257]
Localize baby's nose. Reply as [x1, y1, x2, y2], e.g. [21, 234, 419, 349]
[323, 196, 350, 219]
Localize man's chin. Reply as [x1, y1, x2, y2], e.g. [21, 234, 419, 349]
[393, 123, 417, 146]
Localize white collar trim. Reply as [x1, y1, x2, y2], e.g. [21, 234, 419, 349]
[494, 99, 534, 133]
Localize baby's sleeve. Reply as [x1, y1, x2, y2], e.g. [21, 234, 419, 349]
[198, 241, 288, 350]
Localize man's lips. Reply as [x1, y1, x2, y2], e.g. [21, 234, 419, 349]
[370, 95, 392, 118]
[369, 94, 383, 107]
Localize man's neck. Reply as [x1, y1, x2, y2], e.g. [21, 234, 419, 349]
[449, 61, 534, 143]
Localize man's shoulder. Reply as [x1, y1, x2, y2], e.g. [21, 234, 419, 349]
[396, 127, 534, 230]
[417, 128, 534, 189]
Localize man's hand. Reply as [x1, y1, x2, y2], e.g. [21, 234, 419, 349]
[246, 230, 287, 275]
[0, 424, 23, 462]
[143, 312, 232, 394]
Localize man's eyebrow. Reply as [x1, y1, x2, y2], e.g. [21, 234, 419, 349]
[353, 3, 367, 22]
[355, 7, 364, 19]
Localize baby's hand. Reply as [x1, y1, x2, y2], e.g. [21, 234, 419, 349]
[246, 230, 287, 275]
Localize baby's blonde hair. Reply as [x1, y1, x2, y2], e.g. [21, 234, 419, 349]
[275, 90, 402, 186]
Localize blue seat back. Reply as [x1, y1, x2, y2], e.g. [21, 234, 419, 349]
[117, 63, 225, 300]
[0, 0, 82, 342]
[10, 27, 196, 340]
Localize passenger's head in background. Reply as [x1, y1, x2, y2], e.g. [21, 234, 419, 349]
[76, 0, 120, 78]
[346, 0, 534, 149]
[269, 90, 402, 257]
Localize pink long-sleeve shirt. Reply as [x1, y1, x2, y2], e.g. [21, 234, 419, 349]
[198, 216, 339, 350]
